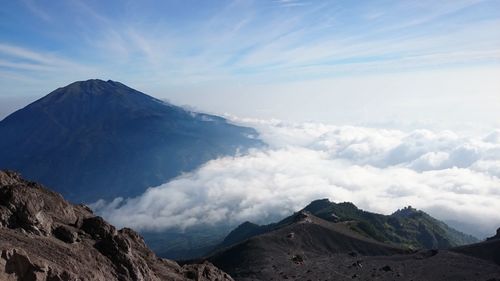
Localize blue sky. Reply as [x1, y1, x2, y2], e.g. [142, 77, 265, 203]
[1, 0, 499, 128]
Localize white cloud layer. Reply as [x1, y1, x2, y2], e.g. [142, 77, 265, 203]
[93, 120, 500, 238]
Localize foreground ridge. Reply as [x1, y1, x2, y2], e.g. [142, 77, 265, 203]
[0, 170, 233, 281]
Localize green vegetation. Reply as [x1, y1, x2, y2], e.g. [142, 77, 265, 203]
[304, 199, 478, 249]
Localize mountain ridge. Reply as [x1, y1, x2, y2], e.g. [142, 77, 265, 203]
[212, 198, 477, 254]
[203, 202, 500, 281]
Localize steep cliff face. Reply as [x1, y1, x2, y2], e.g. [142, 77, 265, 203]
[0, 170, 233, 281]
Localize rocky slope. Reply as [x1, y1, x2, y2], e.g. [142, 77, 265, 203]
[205, 210, 500, 281]
[0, 170, 233, 281]
[0, 79, 263, 203]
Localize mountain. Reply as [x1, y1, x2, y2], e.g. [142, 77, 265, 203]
[213, 199, 477, 254]
[444, 218, 491, 239]
[390, 205, 477, 247]
[0, 79, 263, 202]
[204, 206, 500, 281]
[0, 170, 233, 281]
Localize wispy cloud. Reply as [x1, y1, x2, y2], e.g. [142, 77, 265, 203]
[273, 0, 311, 8]
[4, 0, 499, 85]
[0, 43, 94, 74]
[0, 42, 98, 98]
[20, 0, 52, 22]
[0, 44, 56, 65]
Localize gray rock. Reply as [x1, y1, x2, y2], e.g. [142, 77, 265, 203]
[0, 170, 233, 281]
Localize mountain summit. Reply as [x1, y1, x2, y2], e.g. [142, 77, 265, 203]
[0, 79, 264, 202]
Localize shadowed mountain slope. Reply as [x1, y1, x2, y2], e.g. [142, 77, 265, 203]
[205, 208, 500, 281]
[0, 79, 263, 202]
[0, 170, 233, 281]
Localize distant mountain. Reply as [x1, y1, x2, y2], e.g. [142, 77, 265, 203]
[0, 79, 263, 202]
[212, 199, 477, 255]
[205, 209, 499, 281]
[444, 218, 491, 239]
[0, 170, 233, 281]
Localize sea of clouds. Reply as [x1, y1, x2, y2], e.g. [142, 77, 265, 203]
[93, 118, 500, 238]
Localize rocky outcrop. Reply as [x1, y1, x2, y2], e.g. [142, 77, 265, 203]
[0, 170, 233, 281]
